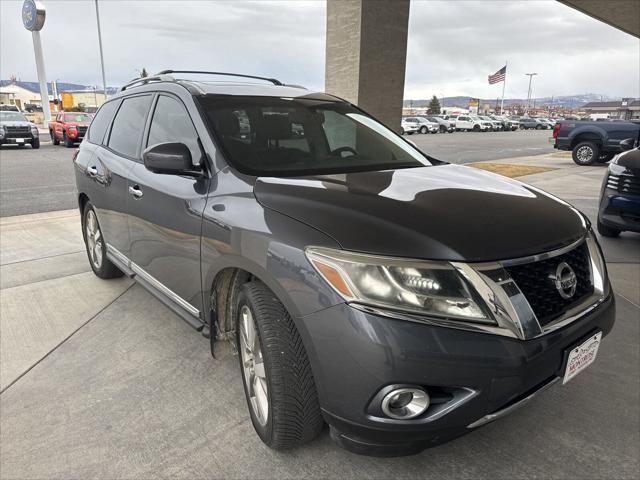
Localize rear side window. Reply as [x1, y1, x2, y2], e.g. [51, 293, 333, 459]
[108, 95, 152, 158]
[88, 101, 118, 144]
[147, 95, 200, 161]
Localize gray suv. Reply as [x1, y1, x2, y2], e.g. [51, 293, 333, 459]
[75, 70, 615, 456]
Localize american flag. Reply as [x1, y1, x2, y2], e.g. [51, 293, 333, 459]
[488, 66, 506, 84]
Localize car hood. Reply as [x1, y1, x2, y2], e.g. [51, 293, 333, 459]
[0, 121, 32, 127]
[254, 165, 587, 262]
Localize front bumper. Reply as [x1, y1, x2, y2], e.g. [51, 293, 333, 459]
[299, 293, 615, 455]
[599, 188, 640, 233]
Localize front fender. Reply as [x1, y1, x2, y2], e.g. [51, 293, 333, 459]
[199, 170, 343, 322]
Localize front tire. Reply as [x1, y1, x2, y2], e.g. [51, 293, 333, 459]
[31, 138, 40, 149]
[51, 130, 60, 145]
[597, 218, 621, 237]
[236, 281, 323, 450]
[419, 126, 427, 134]
[572, 141, 600, 166]
[82, 202, 123, 279]
[64, 132, 75, 148]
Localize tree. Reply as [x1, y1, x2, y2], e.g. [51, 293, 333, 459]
[140, 68, 149, 78]
[427, 95, 441, 114]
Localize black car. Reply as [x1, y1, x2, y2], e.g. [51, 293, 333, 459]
[74, 70, 615, 456]
[598, 138, 640, 236]
[0, 110, 40, 148]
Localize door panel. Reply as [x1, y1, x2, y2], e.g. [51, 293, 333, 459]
[127, 166, 209, 314]
[89, 146, 136, 257]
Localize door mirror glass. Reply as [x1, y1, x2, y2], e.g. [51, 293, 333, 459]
[620, 137, 636, 151]
[143, 142, 195, 175]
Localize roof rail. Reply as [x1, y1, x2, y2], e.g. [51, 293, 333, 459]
[156, 70, 284, 86]
[120, 74, 175, 91]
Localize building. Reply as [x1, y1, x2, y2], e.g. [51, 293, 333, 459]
[582, 99, 640, 120]
[0, 80, 109, 111]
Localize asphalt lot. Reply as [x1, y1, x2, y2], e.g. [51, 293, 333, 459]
[0, 153, 638, 479]
[0, 130, 554, 217]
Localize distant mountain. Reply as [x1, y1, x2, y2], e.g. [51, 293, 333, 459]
[0, 80, 119, 96]
[404, 94, 621, 109]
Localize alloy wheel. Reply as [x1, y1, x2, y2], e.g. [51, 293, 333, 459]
[576, 145, 594, 163]
[239, 305, 269, 426]
[85, 210, 103, 269]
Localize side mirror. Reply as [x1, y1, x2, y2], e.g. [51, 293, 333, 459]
[143, 142, 198, 175]
[620, 138, 636, 151]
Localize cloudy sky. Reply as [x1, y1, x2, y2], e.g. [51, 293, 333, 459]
[1, 0, 638, 99]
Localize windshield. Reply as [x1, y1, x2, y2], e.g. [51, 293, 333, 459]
[64, 113, 93, 122]
[0, 111, 28, 122]
[200, 95, 432, 176]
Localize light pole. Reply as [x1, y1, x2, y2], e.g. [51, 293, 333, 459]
[22, 0, 51, 125]
[525, 73, 537, 115]
[94, 0, 108, 98]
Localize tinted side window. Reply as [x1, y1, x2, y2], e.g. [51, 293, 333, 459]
[88, 100, 118, 144]
[147, 96, 200, 161]
[108, 95, 152, 157]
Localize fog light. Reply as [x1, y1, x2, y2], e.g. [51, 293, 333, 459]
[381, 388, 430, 420]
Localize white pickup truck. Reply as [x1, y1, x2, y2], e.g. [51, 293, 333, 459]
[453, 115, 490, 132]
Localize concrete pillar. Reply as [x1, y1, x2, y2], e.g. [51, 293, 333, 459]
[325, 0, 410, 132]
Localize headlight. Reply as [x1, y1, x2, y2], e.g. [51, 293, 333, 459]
[306, 247, 493, 323]
[0, 126, 5, 138]
[30, 125, 38, 136]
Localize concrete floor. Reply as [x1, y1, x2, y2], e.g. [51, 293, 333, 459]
[0, 154, 638, 479]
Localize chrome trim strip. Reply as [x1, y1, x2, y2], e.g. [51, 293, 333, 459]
[105, 243, 200, 318]
[350, 304, 519, 339]
[498, 236, 586, 267]
[106, 243, 130, 267]
[131, 261, 200, 317]
[467, 376, 560, 429]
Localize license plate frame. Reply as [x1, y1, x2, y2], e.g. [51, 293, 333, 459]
[562, 331, 602, 384]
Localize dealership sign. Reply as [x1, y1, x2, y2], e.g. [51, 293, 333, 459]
[22, 0, 46, 31]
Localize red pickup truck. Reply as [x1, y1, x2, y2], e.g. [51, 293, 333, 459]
[49, 112, 94, 147]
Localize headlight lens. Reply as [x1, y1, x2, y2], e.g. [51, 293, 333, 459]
[306, 247, 493, 323]
[30, 125, 38, 136]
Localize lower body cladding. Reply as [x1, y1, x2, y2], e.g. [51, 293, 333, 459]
[298, 295, 615, 456]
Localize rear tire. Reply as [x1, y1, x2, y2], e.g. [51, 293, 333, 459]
[235, 281, 323, 450]
[419, 126, 427, 134]
[597, 218, 621, 237]
[82, 202, 123, 279]
[473, 124, 480, 132]
[572, 141, 600, 166]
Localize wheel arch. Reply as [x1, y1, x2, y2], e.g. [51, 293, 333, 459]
[570, 131, 605, 149]
[78, 192, 89, 216]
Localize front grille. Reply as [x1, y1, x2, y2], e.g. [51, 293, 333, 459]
[4, 126, 31, 139]
[607, 173, 640, 196]
[77, 125, 88, 135]
[505, 242, 593, 327]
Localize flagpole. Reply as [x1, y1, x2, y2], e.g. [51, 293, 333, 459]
[500, 61, 507, 114]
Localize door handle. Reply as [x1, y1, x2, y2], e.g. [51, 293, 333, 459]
[87, 165, 98, 176]
[128, 185, 144, 199]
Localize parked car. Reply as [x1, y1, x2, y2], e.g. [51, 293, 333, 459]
[0, 110, 40, 148]
[75, 70, 615, 456]
[404, 116, 438, 134]
[597, 138, 640, 236]
[0, 104, 20, 112]
[422, 115, 455, 133]
[453, 115, 489, 132]
[553, 119, 640, 165]
[49, 112, 94, 147]
[490, 115, 519, 131]
[400, 117, 420, 135]
[519, 118, 548, 130]
[479, 115, 502, 131]
[538, 118, 556, 128]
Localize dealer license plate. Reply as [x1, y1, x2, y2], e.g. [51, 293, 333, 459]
[563, 332, 602, 384]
